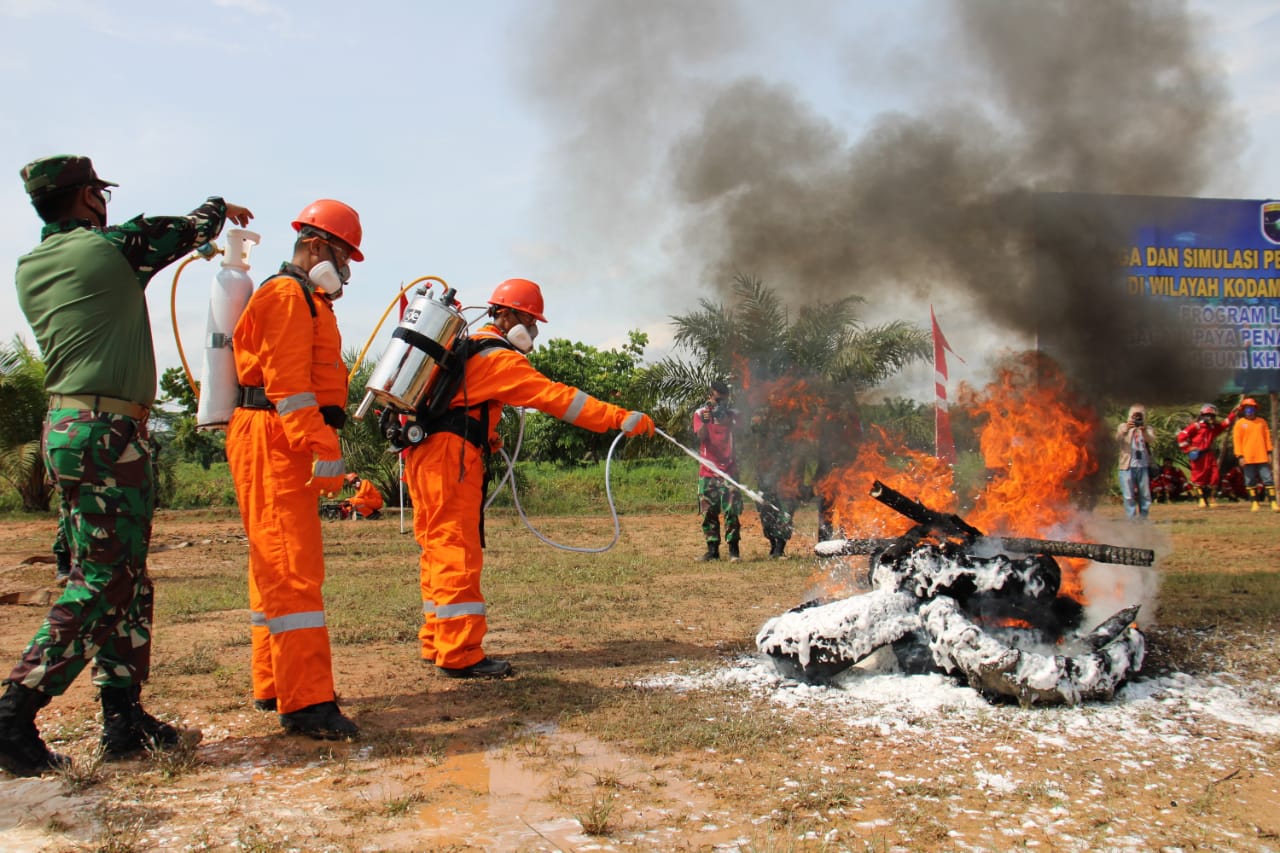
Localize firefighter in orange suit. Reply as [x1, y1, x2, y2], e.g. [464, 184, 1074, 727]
[226, 200, 362, 739]
[404, 278, 655, 679]
[346, 474, 384, 519]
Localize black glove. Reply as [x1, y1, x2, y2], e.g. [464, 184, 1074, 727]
[320, 405, 347, 430]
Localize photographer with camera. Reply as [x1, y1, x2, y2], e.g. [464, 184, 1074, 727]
[1116, 403, 1157, 520]
[693, 381, 743, 561]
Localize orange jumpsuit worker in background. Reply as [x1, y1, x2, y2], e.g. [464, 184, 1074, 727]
[226, 200, 363, 739]
[404, 278, 655, 679]
[346, 474, 384, 519]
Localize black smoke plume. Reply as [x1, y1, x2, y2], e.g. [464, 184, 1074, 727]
[517, 0, 1241, 403]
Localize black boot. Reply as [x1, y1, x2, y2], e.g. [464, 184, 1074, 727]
[0, 682, 70, 777]
[727, 541, 741, 562]
[279, 700, 359, 740]
[700, 542, 720, 562]
[770, 538, 787, 559]
[100, 685, 186, 759]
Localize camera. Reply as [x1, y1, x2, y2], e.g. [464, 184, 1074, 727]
[1132, 413, 1144, 426]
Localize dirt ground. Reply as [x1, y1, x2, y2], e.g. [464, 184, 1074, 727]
[0, 503, 1277, 852]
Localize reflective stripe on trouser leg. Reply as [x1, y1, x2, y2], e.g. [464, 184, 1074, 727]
[227, 408, 336, 715]
[8, 409, 155, 694]
[248, 574, 274, 704]
[406, 433, 490, 670]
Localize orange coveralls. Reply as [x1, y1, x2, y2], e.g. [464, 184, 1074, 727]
[227, 272, 347, 714]
[349, 478, 384, 518]
[405, 325, 640, 669]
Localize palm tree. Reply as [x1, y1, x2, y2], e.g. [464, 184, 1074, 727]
[646, 274, 932, 537]
[0, 337, 53, 511]
[647, 273, 931, 417]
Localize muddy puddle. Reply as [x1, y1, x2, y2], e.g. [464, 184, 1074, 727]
[0, 723, 753, 851]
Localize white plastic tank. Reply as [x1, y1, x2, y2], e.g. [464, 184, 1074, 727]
[195, 228, 260, 429]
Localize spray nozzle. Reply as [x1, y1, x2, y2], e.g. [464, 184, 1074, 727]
[221, 228, 261, 271]
[440, 287, 457, 305]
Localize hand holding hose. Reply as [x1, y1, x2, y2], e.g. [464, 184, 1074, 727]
[620, 411, 655, 437]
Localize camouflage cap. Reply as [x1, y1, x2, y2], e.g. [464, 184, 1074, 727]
[19, 155, 117, 199]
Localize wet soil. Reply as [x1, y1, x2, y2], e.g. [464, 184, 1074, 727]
[0, 504, 1277, 852]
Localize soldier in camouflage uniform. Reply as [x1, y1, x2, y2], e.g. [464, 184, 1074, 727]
[693, 381, 743, 561]
[0, 155, 252, 777]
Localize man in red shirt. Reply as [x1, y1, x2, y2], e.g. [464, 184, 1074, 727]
[693, 381, 742, 561]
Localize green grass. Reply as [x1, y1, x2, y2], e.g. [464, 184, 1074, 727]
[487, 458, 699, 514]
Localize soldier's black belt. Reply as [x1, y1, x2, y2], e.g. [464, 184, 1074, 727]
[49, 393, 148, 420]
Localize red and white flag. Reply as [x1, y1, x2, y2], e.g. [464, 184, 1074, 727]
[931, 305, 964, 463]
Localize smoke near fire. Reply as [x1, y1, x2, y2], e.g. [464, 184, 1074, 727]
[516, 0, 1240, 402]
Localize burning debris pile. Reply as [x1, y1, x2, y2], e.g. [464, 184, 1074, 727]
[757, 481, 1151, 706]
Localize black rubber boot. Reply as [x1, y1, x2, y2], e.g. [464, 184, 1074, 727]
[700, 542, 720, 562]
[100, 685, 185, 759]
[437, 657, 514, 679]
[727, 541, 741, 562]
[279, 701, 359, 740]
[0, 682, 70, 777]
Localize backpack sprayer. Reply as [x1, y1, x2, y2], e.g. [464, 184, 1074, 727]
[351, 278, 468, 448]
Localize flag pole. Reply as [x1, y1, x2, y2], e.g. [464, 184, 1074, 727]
[931, 305, 964, 464]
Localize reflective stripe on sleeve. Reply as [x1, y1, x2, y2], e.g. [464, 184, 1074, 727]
[250, 611, 267, 627]
[264, 610, 327, 633]
[422, 600, 435, 615]
[561, 390, 588, 425]
[276, 391, 319, 415]
[435, 602, 487, 619]
[621, 411, 643, 433]
[313, 458, 345, 478]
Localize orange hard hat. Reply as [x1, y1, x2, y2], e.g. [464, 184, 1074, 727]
[1242, 397, 1258, 407]
[292, 199, 364, 262]
[488, 278, 547, 322]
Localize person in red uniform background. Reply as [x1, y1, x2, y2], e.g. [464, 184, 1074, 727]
[227, 200, 362, 739]
[1175, 403, 1238, 507]
[404, 278, 655, 679]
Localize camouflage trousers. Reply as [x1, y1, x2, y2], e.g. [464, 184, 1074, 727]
[757, 490, 795, 543]
[699, 476, 742, 545]
[6, 407, 155, 695]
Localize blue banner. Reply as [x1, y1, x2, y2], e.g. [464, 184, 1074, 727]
[1124, 196, 1280, 393]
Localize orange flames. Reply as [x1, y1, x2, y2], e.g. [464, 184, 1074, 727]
[804, 352, 1100, 602]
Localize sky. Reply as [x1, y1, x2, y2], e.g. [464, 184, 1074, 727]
[2, 0, 1279, 405]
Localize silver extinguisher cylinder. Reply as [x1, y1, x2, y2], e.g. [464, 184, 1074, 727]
[362, 292, 468, 413]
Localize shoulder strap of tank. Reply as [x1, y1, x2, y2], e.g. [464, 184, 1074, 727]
[461, 335, 516, 358]
[260, 267, 317, 318]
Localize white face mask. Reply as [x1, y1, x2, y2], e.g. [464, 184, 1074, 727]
[309, 260, 346, 298]
[506, 323, 537, 353]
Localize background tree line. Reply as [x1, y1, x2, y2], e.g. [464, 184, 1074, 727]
[13, 276, 1237, 515]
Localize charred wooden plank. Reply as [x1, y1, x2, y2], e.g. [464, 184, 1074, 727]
[988, 538, 1154, 567]
[870, 480, 984, 540]
[820, 535, 1154, 567]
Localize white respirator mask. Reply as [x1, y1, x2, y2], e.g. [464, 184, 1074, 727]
[506, 323, 537, 354]
[309, 261, 349, 299]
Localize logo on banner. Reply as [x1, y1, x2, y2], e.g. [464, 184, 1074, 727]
[1261, 201, 1280, 245]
